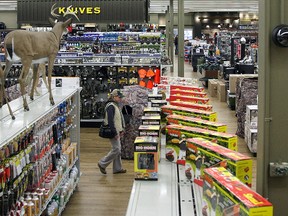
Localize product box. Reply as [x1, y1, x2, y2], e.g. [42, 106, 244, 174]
[151, 100, 167, 107]
[167, 114, 227, 132]
[170, 84, 204, 92]
[148, 94, 163, 101]
[141, 115, 161, 125]
[217, 81, 226, 102]
[229, 74, 258, 94]
[161, 105, 217, 122]
[203, 167, 273, 216]
[134, 136, 159, 180]
[245, 126, 258, 154]
[170, 89, 207, 98]
[185, 137, 252, 187]
[139, 125, 161, 137]
[166, 124, 237, 151]
[208, 79, 218, 97]
[143, 107, 161, 116]
[169, 101, 213, 111]
[227, 90, 236, 110]
[246, 105, 258, 129]
[169, 94, 209, 104]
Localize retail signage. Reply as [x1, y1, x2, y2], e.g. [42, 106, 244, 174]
[17, 0, 149, 25]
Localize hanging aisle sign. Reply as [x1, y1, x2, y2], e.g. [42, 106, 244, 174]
[17, 0, 149, 24]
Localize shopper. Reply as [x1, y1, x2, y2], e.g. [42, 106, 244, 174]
[174, 35, 179, 55]
[98, 89, 126, 174]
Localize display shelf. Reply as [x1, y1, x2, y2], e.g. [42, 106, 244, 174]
[58, 177, 80, 216]
[38, 157, 79, 216]
[0, 88, 79, 146]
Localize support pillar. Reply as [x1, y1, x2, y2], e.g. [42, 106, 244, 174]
[177, 0, 184, 77]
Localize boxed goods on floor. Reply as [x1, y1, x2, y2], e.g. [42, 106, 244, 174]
[148, 94, 163, 101]
[229, 74, 258, 94]
[208, 79, 218, 97]
[151, 100, 167, 107]
[134, 136, 159, 180]
[170, 84, 204, 92]
[143, 107, 161, 116]
[167, 114, 227, 132]
[202, 167, 273, 216]
[169, 100, 213, 111]
[170, 89, 207, 98]
[227, 90, 236, 110]
[246, 105, 258, 129]
[161, 105, 217, 122]
[138, 125, 161, 137]
[185, 138, 252, 187]
[169, 94, 209, 104]
[166, 124, 237, 151]
[217, 80, 226, 102]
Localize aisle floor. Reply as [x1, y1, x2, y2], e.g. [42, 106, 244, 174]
[62, 60, 256, 216]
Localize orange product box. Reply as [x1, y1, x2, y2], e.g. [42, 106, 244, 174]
[170, 85, 205, 92]
[203, 167, 273, 216]
[185, 137, 252, 187]
[161, 105, 217, 122]
[170, 89, 207, 98]
[169, 100, 213, 111]
[167, 114, 227, 132]
[166, 124, 237, 151]
[168, 94, 210, 104]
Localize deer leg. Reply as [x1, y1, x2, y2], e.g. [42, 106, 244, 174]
[0, 67, 14, 119]
[30, 64, 39, 100]
[48, 58, 55, 106]
[19, 61, 32, 111]
[1, 84, 15, 120]
[40, 64, 49, 90]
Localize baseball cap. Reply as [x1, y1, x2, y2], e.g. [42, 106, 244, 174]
[111, 89, 124, 98]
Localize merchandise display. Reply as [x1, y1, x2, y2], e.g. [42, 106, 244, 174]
[0, 85, 81, 216]
[202, 167, 273, 216]
[170, 89, 207, 98]
[166, 124, 238, 151]
[167, 114, 227, 132]
[134, 136, 159, 180]
[141, 115, 161, 125]
[169, 100, 213, 111]
[168, 94, 210, 104]
[161, 104, 217, 122]
[185, 137, 252, 187]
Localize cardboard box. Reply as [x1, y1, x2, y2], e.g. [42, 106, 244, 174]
[166, 124, 238, 151]
[246, 105, 258, 128]
[203, 167, 273, 216]
[139, 125, 161, 137]
[185, 138, 252, 187]
[170, 85, 204, 92]
[148, 94, 163, 101]
[143, 107, 161, 116]
[161, 105, 217, 122]
[167, 114, 227, 132]
[170, 89, 207, 98]
[229, 74, 258, 94]
[227, 90, 236, 110]
[245, 127, 258, 154]
[208, 79, 218, 97]
[134, 136, 159, 180]
[141, 115, 161, 125]
[217, 81, 226, 102]
[169, 100, 213, 111]
[169, 94, 209, 104]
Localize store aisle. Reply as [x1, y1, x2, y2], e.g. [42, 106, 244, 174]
[62, 60, 256, 216]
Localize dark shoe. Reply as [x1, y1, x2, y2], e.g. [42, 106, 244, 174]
[98, 163, 107, 174]
[113, 169, 127, 174]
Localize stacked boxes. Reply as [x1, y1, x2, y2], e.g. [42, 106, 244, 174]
[170, 85, 205, 92]
[139, 125, 161, 137]
[185, 138, 252, 187]
[151, 100, 167, 107]
[161, 105, 217, 122]
[169, 101, 213, 111]
[134, 136, 159, 180]
[229, 74, 258, 94]
[169, 95, 209, 104]
[166, 124, 237, 151]
[208, 79, 218, 97]
[227, 89, 236, 110]
[141, 115, 161, 125]
[245, 105, 258, 154]
[202, 167, 273, 216]
[217, 80, 226, 102]
[170, 89, 207, 98]
[167, 114, 227, 132]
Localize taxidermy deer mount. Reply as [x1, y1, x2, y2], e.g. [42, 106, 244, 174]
[0, 4, 79, 120]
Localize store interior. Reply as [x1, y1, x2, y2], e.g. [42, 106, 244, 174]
[1, 0, 288, 215]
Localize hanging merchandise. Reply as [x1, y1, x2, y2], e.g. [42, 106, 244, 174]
[146, 68, 155, 89]
[154, 68, 161, 84]
[138, 68, 147, 87]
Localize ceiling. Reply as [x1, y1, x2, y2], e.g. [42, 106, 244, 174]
[149, 0, 259, 14]
[0, 0, 259, 14]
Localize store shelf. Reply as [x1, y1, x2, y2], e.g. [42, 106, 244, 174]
[0, 88, 79, 146]
[38, 157, 79, 216]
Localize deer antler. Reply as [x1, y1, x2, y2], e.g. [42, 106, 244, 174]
[63, 5, 80, 21]
[51, 3, 60, 18]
